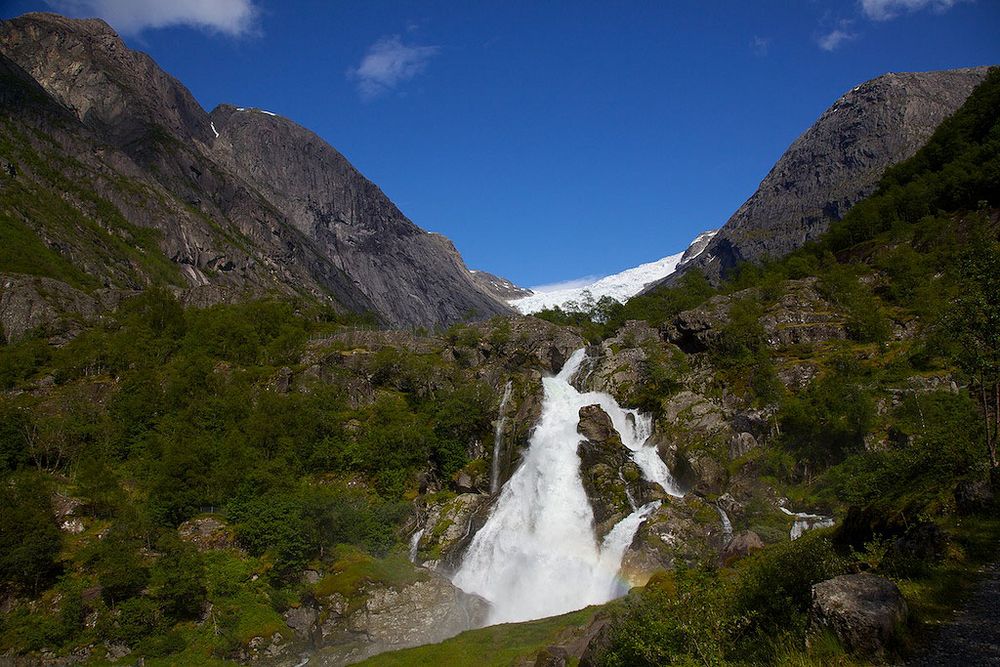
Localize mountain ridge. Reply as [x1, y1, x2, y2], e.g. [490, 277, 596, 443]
[0, 12, 510, 331]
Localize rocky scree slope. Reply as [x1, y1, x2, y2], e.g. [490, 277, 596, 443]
[649, 67, 990, 287]
[0, 12, 508, 330]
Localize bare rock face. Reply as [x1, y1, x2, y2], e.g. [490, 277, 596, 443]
[208, 104, 510, 327]
[808, 574, 908, 657]
[760, 278, 848, 348]
[650, 67, 990, 286]
[176, 516, 238, 552]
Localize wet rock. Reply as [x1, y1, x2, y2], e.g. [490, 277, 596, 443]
[577, 405, 645, 538]
[621, 496, 723, 583]
[720, 531, 765, 566]
[416, 493, 490, 571]
[809, 574, 908, 656]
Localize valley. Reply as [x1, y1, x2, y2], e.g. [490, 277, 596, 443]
[1, 9, 999, 667]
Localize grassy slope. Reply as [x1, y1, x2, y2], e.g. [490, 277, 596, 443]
[359, 607, 598, 667]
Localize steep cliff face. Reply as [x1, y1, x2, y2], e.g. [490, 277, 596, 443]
[0, 12, 509, 328]
[657, 67, 990, 285]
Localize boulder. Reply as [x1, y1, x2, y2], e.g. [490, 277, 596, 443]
[283, 605, 318, 640]
[955, 479, 994, 515]
[720, 530, 764, 566]
[728, 432, 758, 460]
[808, 574, 908, 656]
[534, 646, 569, 667]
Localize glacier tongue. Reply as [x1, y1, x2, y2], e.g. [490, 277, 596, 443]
[508, 230, 716, 315]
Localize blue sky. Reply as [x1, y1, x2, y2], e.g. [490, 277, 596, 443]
[4, 1, 999, 287]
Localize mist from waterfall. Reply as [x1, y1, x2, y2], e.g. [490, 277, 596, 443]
[452, 349, 681, 624]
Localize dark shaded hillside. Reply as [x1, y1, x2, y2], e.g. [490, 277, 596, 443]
[0, 12, 509, 330]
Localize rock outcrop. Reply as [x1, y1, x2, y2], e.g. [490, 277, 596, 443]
[295, 569, 489, 666]
[576, 404, 645, 537]
[808, 574, 908, 656]
[649, 67, 991, 286]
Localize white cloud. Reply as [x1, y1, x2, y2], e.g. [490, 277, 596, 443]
[751, 35, 771, 56]
[46, 0, 259, 36]
[860, 0, 963, 20]
[348, 35, 439, 101]
[818, 27, 857, 51]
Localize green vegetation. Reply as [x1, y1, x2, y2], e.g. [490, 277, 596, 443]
[358, 606, 599, 667]
[0, 289, 495, 661]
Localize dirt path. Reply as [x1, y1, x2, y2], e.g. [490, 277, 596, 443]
[907, 562, 1000, 665]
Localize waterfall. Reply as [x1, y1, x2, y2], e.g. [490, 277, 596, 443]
[717, 505, 733, 541]
[780, 507, 834, 540]
[453, 349, 682, 624]
[408, 528, 425, 563]
[490, 380, 515, 494]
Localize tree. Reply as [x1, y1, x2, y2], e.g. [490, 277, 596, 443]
[950, 224, 1000, 474]
[151, 533, 206, 621]
[0, 473, 62, 594]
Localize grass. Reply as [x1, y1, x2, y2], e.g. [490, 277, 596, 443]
[312, 546, 425, 602]
[356, 606, 599, 667]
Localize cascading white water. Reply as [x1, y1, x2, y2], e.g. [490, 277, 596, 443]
[717, 505, 733, 541]
[453, 349, 682, 624]
[490, 380, 515, 494]
[780, 507, 835, 540]
[408, 528, 424, 563]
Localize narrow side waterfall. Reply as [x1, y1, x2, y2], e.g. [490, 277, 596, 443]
[490, 380, 514, 494]
[408, 528, 424, 563]
[780, 507, 835, 540]
[453, 349, 682, 624]
[717, 505, 733, 541]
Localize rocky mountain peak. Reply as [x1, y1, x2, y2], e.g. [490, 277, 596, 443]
[659, 66, 992, 286]
[1, 12, 214, 150]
